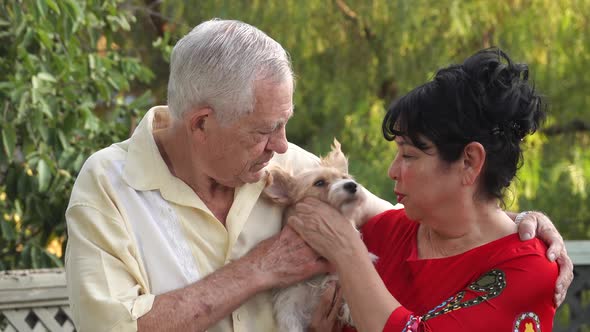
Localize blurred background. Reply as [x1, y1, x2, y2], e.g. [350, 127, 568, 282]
[0, 0, 588, 329]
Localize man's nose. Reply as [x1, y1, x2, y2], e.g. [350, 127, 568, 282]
[267, 126, 288, 154]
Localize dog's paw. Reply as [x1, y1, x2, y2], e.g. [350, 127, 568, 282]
[339, 302, 355, 327]
[369, 252, 379, 263]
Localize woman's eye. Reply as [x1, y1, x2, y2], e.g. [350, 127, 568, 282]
[313, 179, 326, 187]
[402, 154, 414, 159]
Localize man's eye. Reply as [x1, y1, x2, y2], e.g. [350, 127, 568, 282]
[402, 154, 414, 159]
[313, 179, 326, 187]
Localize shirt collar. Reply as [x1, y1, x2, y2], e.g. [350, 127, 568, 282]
[122, 106, 266, 211]
[123, 106, 172, 192]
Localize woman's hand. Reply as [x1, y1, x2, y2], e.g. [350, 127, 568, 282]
[290, 198, 401, 332]
[308, 280, 344, 332]
[287, 197, 366, 264]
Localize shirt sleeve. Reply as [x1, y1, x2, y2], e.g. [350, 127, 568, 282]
[382, 246, 557, 332]
[271, 142, 320, 172]
[65, 204, 155, 331]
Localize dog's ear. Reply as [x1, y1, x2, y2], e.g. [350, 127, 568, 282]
[262, 166, 295, 206]
[321, 138, 348, 173]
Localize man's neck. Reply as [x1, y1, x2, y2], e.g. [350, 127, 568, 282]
[153, 121, 235, 225]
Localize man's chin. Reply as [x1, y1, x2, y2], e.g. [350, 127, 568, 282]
[241, 168, 267, 184]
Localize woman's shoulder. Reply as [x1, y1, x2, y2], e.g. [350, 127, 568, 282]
[485, 235, 552, 264]
[471, 235, 558, 300]
[463, 234, 556, 273]
[500, 237, 557, 276]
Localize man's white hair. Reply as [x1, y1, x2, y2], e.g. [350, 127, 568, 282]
[167, 19, 294, 125]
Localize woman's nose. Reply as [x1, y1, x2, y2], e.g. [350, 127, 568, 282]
[388, 156, 400, 180]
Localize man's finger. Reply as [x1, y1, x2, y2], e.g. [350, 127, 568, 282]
[517, 218, 536, 241]
[321, 282, 337, 316]
[532, 213, 564, 261]
[287, 216, 303, 232]
[554, 253, 574, 307]
[546, 242, 563, 262]
[538, 226, 563, 262]
[328, 284, 343, 319]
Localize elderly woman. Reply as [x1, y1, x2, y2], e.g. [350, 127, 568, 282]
[290, 48, 557, 331]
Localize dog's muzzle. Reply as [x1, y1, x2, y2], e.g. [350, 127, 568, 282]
[343, 181, 358, 194]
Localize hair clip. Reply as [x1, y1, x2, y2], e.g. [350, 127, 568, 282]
[490, 126, 502, 136]
[510, 122, 526, 140]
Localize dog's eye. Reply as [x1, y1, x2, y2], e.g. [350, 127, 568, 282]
[313, 179, 326, 187]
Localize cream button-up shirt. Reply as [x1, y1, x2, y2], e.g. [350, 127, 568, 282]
[65, 106, 320, 331]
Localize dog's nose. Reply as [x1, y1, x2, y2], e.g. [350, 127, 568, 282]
[344, 181, 357, 194]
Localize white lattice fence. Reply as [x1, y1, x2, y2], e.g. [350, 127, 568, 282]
[0, 242, 589, 331]
[0, 269, 75, 332]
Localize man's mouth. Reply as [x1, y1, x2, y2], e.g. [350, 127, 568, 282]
[252, 161, 269, 171]
[395, 192, 406, 203]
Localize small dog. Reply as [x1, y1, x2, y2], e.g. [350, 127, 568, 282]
[262, 139, 375, 332]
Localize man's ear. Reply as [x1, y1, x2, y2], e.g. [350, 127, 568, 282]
[461, 142, 486, 185]
[262, 166, 295, 206]
[186, 107, 214, 138]
[321, 138, 348, 173]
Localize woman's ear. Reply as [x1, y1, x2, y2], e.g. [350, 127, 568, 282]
[461, 142, 486, 185]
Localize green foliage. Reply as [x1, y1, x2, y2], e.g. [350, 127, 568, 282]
[157, 0, 590, 235]
[1, 0, 589, 269]
[0, 0, 154, 269]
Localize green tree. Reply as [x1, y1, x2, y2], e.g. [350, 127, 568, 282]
[154, 0, 590, 238]
[0, 0, 154, 269]
[1, 0, 589, 268]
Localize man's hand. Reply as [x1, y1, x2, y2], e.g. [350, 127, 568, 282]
[246, 225, 330, 289]
[515, 211, 574, 306]
[308, 281, 343, 332]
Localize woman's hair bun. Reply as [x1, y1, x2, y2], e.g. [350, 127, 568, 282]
[460, 48, 545, 141]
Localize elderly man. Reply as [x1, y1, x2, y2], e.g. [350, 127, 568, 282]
[65, 19, 572, 331]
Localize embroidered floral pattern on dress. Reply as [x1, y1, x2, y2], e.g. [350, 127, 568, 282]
[402, 269, 507, 330]
[513, 312, 541, 332]
[401, 314, 421, 332]
[423, 269, 506, 321]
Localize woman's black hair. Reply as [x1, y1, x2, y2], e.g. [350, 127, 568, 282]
[382, 48, 546, 202]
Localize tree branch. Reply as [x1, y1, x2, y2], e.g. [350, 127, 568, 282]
[334, 0, 375, 41]
[142, 0, 166, 37]
[541, 119, 590, 136]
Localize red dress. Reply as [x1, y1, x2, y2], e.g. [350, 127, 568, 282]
[343, 209, 557, 332]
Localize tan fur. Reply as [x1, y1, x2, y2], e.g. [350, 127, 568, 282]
[263, 139, 366, 226]
[262, 139, 369, 332]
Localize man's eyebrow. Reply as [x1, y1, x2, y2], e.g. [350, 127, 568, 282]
[268, 110, 294, 130]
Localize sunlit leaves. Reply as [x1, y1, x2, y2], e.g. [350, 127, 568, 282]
[1, 127, 16, 162]
[0, 0, 154, 269]
[155, 0, 590, 240]
[1, 0, 588, 270]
